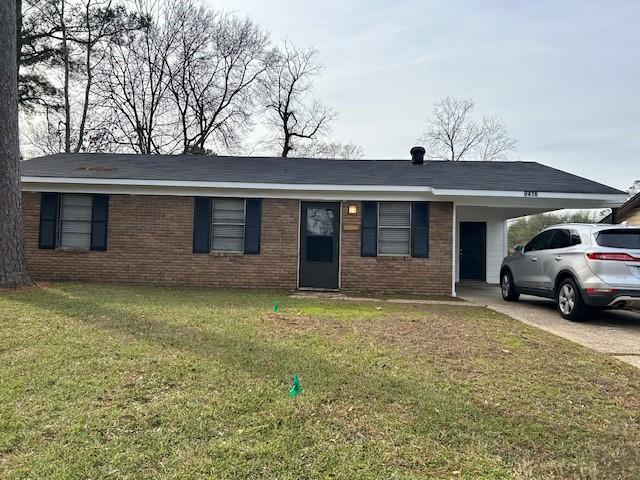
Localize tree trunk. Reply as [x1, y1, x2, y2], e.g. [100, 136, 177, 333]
[60, 0, 71, 152]
[281, 128, 290, 157]
[15, 0, 21, 78]
[75, 5, 92, 153]
[0, 0, 32, 288]
[61, 0, 71, 153]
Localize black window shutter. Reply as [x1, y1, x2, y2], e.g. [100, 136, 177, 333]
[361, 201, 378, 257]
[193, 197, 211, 253]
[411, 201, 430, 258]
[244, 198, 262, 254]
[39, 192, 59, 249]
[90, 194, 109, 251]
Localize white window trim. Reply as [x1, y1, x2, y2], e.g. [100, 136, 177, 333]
[377, 201, 412, 257]
[210, 197, 246, 253]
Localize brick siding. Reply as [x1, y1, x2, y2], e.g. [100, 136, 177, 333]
[340, 201, 453, 294]
[22, 193, 453, 294]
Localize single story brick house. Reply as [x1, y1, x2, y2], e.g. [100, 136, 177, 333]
[20, 148, 626, 296]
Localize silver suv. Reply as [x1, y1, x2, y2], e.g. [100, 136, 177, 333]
[500, 224, 640, 320]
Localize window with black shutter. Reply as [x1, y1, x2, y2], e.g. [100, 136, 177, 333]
[361, 201, 430, 258]
[39, 193, 109, 251]
[244, 199, 262, 254]
[361, 202, 377, 257]
[90, 195, 109, 251]
[193, 197, 262, 254]
[60, 194, 93, 249]
[39, 193, 59, 249]
[192, 197, 212, 253]
[378, 202, 411, 255]
[212, 198, 245, 252]
[411, 202, 429, 258]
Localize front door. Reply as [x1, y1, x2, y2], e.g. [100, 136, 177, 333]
[299, 202, 340, 289]
[459, 222, 486, 281]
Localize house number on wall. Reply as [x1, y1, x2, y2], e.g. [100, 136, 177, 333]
[523, 191, 539, 197]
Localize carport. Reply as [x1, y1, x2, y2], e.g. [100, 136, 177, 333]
[449, 191, 624, 292]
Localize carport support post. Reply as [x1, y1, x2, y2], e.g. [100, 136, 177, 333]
[451, 203, 457, 297]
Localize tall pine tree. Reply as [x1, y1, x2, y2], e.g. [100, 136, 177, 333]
[1, 0, 32, 288]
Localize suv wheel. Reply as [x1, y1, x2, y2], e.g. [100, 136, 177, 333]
[501, 270, 520, 302]
[556, 278, 587, 321]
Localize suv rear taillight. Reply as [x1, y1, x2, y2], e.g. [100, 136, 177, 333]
[586, 252, 640, 262]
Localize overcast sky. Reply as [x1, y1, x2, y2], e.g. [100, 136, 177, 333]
[215, 0, 638, 191]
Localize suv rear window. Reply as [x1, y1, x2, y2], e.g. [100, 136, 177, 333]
[596, 229, 640, 249]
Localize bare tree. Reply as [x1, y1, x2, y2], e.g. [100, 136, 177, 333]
[90, 0, 271, 155]
[1, 0, 32, 288]
[69, 0, 138, 152]
[167, 4, 272, 153]
[628, 180, 640, 198]
[23, 105, 66, 154]
[422, 97, 517, 161]
[423, 97, 482, 161]
[263, 42, 334, 157]
[477, 116, 518, 161]
[94, 0, 180, 154]
[21, 0, 348, 159]
[294, 140, 363, 159]
[164, 1, 213, 153]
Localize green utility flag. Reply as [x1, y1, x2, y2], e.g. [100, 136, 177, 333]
[273, 302, 279, 313]
[289, 374, 302, 398]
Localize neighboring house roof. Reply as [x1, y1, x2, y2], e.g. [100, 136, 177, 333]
[22, 153, 624, 195]
[601, 191, 640, 222]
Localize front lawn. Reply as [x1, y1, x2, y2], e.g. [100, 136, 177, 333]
[1, 284, 639, 479]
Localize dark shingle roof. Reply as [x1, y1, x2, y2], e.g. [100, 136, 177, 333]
[21, 153, 624, 195]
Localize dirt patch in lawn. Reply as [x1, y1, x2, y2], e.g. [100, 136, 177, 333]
[260, 312, 347, 339]
[353, 304, 640, 397]
[309, 304, 517, 369]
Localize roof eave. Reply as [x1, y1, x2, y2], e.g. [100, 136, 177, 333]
[21, 176, 627, 209]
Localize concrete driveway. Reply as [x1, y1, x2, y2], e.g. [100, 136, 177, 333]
[457, 283, 640, 368]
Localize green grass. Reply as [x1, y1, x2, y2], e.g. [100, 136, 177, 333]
[0, 283, 639, 479]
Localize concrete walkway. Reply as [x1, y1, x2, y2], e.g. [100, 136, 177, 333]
[289, 292, 471, 306]
[457, 283, 640, 368]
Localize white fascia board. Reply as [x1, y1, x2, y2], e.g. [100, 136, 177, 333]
[21, 179, 431, 201]
[432, 188, 625, 202]
[21, 176, 432, 192]
[434, 190, 625, 208]
[21, 176, 626, 207]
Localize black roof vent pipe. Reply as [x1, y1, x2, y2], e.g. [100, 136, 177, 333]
[410, 146, 425, 165]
